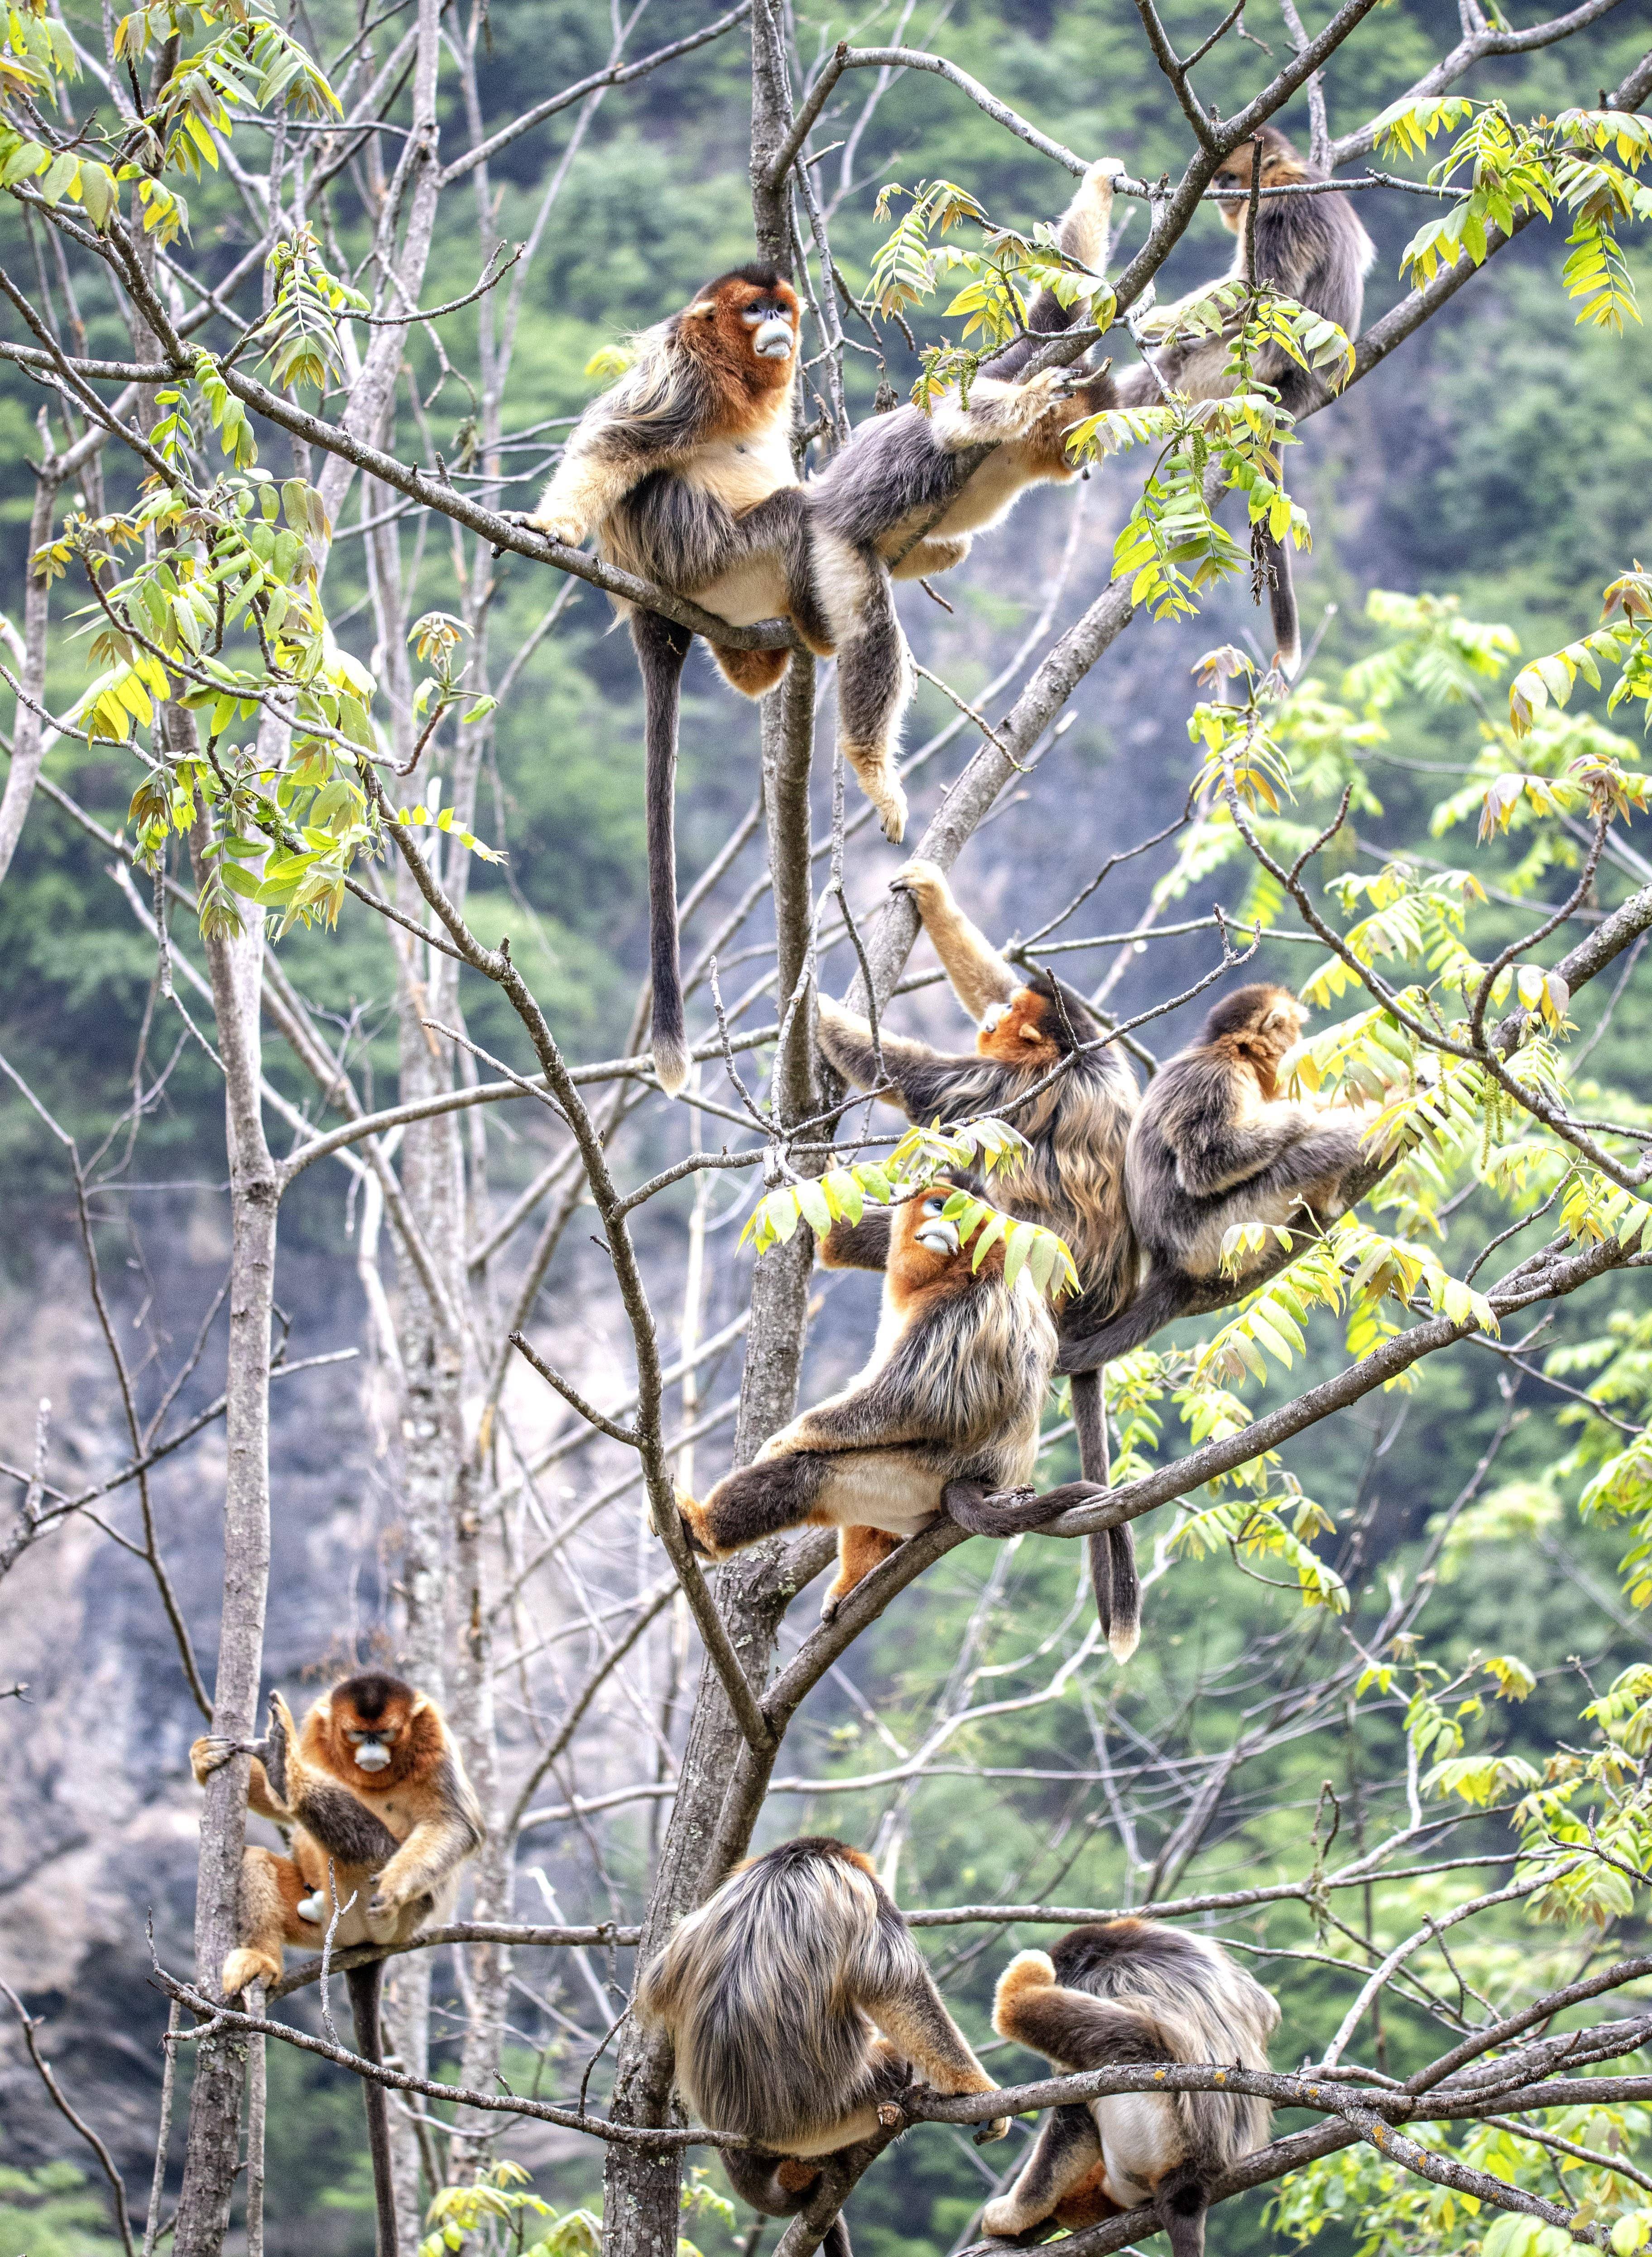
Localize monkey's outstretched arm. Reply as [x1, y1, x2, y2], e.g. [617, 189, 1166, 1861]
[526, 423, 645, 547]
[890, 860, 1019, 1023]
[370, 1777, 484, 1917]
[861, 1964, 1009, 2139]
[816, 996, 963, 1100]
[190, 1735, 291, 1824]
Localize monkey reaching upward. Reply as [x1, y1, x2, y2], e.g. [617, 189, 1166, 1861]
[192, 1673, 483, 2257]
[1061, 983, 1373, 1373]
[639, 1835, 1008, 2256]
[985, 1920, 1279, 2255]
[807, 163, 1121, 777]
[676, 1182, 1108, 1621]
[1110, 127, 1376, 674]
[523, 264, 908, 1093]
[815, 860, 1142, 1655]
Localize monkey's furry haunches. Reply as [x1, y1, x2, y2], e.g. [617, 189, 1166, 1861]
[524, 264, 908, 1093]
[677, 1182, 1109, 1621]
[192, 1673, 483, 2257]
[639, 1836, 1007, 2256]
[815, 860, 1142, 1655]
[985, 1920, 1279, 2253]
[1062, 984, 1373, 1372]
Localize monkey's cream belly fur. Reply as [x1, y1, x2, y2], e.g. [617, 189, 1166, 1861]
[1088, 2092, 1184, 2204]
[791, 1422, 1043, 1539]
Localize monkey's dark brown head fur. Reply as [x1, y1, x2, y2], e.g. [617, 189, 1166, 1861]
[1212, 125, 1309, 232]
[677, 263, 800, 405]
[1199, 982, 1307, 1096]
[975, 971, 1092, 1068]
[317, 1671, 434, 1786]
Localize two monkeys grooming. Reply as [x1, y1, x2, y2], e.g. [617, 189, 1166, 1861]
[526, 134, 1371, 1092]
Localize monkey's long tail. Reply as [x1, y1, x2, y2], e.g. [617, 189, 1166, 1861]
[1057, 1268, 1186, 1375]
[1070, 1367, 1140, 1664]
[346, 1959, 399, 2257]
[1260, 525, 1301, 678]
[631, 607, 696, 1096]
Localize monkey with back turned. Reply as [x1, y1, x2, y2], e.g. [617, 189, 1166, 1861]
[815, 859, 1143, 1657]
[192, 1672, 483, 2257]
[1109, 126, 1375, 674]
[639, 1834, 1008, 2257]
[985, 1919, 1279, 2254]
[1061, 982, 1374, 1372]
[677, 1180, 1110, 1621]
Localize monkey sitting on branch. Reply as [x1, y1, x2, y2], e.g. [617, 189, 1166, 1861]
[1061, 983, 1375, 1373]
[521, 264, 909, 1094]
[192, 1672, 483, 2257]
[984, 1919, 1279, 2255]
[639, 1834, 1009, 2257]
[676, 1181, 1109, 1622]
[815, 859, 1143, 1657]
[1109, 126, 1376, 676]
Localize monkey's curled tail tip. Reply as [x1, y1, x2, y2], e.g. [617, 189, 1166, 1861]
[652, 1028, 692, 1098]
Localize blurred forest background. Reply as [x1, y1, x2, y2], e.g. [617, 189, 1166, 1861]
[2, 1, 1650, 2254]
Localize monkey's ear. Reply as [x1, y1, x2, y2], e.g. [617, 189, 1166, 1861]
[408, 1692, 430, 1718]
[685, 299, 718, 320]
[1018, 1021, 1045, 1043]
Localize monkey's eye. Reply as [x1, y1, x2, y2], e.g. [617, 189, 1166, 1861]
[921, 1196, 946, 1218]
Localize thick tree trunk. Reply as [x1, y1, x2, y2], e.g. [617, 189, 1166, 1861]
[172, 842, 278, 2257]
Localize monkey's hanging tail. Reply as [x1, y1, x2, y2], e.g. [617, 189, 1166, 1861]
[1070, 1366, 1139, 1663]
[631, 607, 696, 1095]
[1057, 1268, 1187, 1375]
[1258, 525, 1301, 679]
[347, 1958, 400, 2257]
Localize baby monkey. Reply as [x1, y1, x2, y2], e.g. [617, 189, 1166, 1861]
[1061, 984, 1373, 1371]
[639, 1834, 1007, 2257]
[192, 1672, 483, 2257]
[986, 1919, 1279, 2255]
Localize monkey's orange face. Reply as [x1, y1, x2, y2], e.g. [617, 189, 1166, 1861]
[1210, 138, 1300, 235]
[977, 990, 1060, 1067]
[329, 1693, 415, 1781]
[684, 279, 801, 393]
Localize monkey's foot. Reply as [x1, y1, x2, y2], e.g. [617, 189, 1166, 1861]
[221, 1946, 281, 1997]
[516, 511, 585, 547]
[843, 758, 908, 843]
[981, 2199, 1040, 2239]
[676, 1494, 721, 1561]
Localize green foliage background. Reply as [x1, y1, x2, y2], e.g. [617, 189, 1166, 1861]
[3, 2, 1652, 2254]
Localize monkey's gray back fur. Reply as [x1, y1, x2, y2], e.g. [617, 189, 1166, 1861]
[1052, 1921, 1278, 2174]
[637, 1839, 923, 2151]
